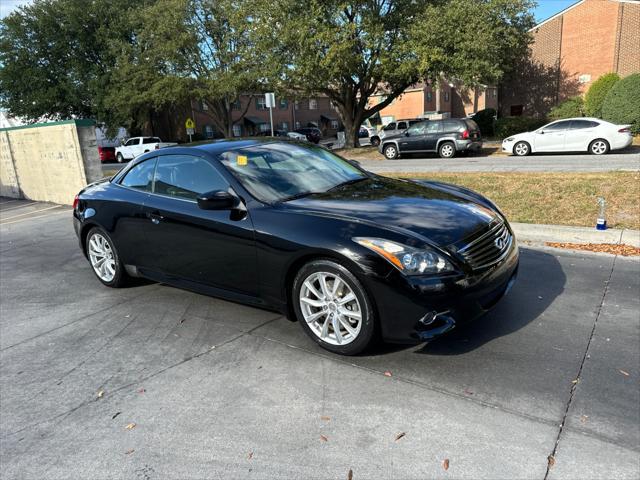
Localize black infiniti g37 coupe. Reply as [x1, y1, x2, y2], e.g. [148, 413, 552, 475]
[73, 139, 518, 355]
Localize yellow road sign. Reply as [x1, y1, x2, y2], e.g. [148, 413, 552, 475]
[185, 118, 195, 129]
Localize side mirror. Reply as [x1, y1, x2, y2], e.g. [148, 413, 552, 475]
[197, 190, 235, 210]
[539, 130, 545, 135]
[347, 159, 361, 168]
[404, 131, 410, 137]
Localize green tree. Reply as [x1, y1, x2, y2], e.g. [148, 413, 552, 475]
[0, 0, 148, 127]
[251, 0, 534, 147]
[602, 73, 640, 135]
[584, 73, 620, 117]
[549, 96, 584, 120]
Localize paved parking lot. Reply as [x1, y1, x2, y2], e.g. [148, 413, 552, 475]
[1, 198, 639, 479]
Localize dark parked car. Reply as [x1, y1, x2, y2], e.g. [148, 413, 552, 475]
[73, 139, 518, 355]
[295, 127, 322, 143]
[97, 146, 116, 163]
[379, 118, 482, 159]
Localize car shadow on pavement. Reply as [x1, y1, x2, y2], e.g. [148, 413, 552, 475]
[412, 247, 566, 356]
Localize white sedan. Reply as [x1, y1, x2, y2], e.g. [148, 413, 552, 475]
[502, 118, 633, 156]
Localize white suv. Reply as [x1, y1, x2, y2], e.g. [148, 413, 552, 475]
[502, 118, 633, 156]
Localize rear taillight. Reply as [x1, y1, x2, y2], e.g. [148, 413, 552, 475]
[73, 194, 79, 210]
[461, 130, 470, 139]
[618, 127, 631, 133]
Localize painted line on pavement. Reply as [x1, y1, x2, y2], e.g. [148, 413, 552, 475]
[0, 208, 70, 226]
[0, 205, 63, 221]
[0, 201, 39, 212]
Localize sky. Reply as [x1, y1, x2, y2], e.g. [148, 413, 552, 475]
[0, 0, 581, 23]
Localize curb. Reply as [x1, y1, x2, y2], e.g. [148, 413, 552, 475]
[511, 222, 640, 247]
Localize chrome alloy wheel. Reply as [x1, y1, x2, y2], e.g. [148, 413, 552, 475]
[514, 142, 529, 156]
[299, 272, 362, 346]
[88, 233, 116, 282]
[440, 143, 454, 157]
[591, 140, 607, 155]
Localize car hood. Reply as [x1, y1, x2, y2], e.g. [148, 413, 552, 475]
[283, 176, 499, 246]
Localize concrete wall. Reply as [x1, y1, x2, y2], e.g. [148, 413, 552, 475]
[0, 120, 101, 205]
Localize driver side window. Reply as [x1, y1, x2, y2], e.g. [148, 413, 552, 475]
[383, 123, 396, 131]
[545, 121, 572, 131]
[153, 155, 228, 201]
[406, 122, 428, 135]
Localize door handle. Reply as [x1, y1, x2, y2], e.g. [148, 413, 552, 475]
[149, 211, 163, 224]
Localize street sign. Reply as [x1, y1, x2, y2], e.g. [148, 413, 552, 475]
[265, 93, 275, 108]
[186, 128, 195, 135]
[185, 118, 195, 130]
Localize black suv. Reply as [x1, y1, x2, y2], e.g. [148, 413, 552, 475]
[295, 127, 322, 144]
[378, 118, 482, 159]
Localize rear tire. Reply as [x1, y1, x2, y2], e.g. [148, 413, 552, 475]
[116, 153, 124, 163]
[292, 259, 376, 356]
[438, 141, 456, 158]
[85, 227, 129, 288]
[513, 141, 531, 156]
[383, 143, 399, 159]
[589, 139, 609, 155]
[370, 136, 380, 147]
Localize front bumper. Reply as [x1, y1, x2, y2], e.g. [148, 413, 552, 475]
[502, 140, 514, 153]
[367, 242, 519, 343]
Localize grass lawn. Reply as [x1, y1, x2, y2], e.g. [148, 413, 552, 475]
[387, 172, 640, 230]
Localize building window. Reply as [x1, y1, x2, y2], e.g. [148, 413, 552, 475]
[330, 120, 339, 129]
[578, 74, 591, 84]
[279, 99, 288, 109]
[232, 124, 242, 137]
[510, 105, 523, 116]
[426, 92, 432, 102]
[258, 123, 270, 133]
[204, 125, 214, 139]
[492, 88, 497, 98]
[280, 121, 289, 131]
[294, 100, 300, 110]
[444, 92, 450, 102]
[200, 101, 208, 111]
[231, 99, 241, 110]
[309, 98, 318, 110]
[295, 121, 301, 129]
[256, 97, 267, 110]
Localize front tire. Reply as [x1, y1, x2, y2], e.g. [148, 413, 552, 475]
[292, 260, 376, 355]
[438, 141, 456, 158]
[589, 139, 609, 155]
[370, 136, 380, 147]
[383, 143, 399, 159]
[86, 227, 128, 287]
[116, 153, 125, 163]
[513, 141, 531, 156]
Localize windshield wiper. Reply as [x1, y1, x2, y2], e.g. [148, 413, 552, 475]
[279, 191, 322, 202]
[327, 176, 369, 192]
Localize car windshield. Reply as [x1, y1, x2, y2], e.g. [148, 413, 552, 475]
[217, 142, 367, 203]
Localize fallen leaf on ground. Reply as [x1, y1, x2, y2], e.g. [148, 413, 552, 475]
[395, 432, 406, 441]
[619, 370, 630, 376]
[138, 388, 146, 394]
[545, 242, 640, 257]
[320, 435, 328, 442]
[580, 415, 589, 424]
[548, 455, 556, 468]
[248, 452, 253, 460]
[383, 371, 392, 377]
[463, 388, 474, 395]
[112, 412, 121, 420]
[571, 378, 580, 385]
[320, 416, 330, 421]
[125, 423, 136, 430]
[442, 458, 449, 471]
[96, 390, 104, 399]
[124, 449, 134, 455]
[347, 469, 353, 480]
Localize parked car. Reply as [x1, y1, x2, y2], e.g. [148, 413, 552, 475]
[73, 138, 518, 355]
[502, 118, 633, 156]
[379, 119, 482, 159]
[97, 146, 116, 163]
[286, 131, 308, 141]
[115, 137, 178, 163]
[372, 119, 423, 146]
[295, 127, 322, 144]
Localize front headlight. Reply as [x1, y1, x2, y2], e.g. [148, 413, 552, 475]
[353, 237, 454, 275]
[505, 137, 515, 142]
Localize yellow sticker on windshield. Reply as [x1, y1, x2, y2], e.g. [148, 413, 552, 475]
[237, 155, 248, 166]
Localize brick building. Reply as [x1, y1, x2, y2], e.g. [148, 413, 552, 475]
[190, 94, 341, 140]
[500, 0, 640, 117]
[368, 81, 498, 125]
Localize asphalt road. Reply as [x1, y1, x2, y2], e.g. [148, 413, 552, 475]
[1, 198, 639, 479]
[102, 149, 640, 175]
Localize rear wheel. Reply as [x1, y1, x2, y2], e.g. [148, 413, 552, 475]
[116, 153, 124, 163]
[292, 260, 376, 355]
[86, 227, 128, 287]
[370, 136, 380, 147]
[513, 141, 530, 156]
[383, 143, 399, 159]
[438, 141, 456, 158]
[589, 139, 609, 155]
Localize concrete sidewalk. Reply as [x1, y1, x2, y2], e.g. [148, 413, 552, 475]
[513, 223, 640, 248]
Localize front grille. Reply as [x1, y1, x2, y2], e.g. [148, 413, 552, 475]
[456, 221, 513, 270]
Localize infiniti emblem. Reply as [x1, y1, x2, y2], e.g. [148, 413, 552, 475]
[495, 237, 506, 250]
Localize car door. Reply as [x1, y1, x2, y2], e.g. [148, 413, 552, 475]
[140, 153, 258, 295]
[565, 120, 599, 151]
[422, 121, 443, 150]
[534, 120, 572, 152]
[398, 122, 429, 152]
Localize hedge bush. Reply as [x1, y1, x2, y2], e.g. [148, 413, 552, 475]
[469, 108, 496, 137]
[495, 116, 548, 139]
[549, 96, 584, 120]
[584, 73, 620, 117]
[602, 73, 640, 135]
